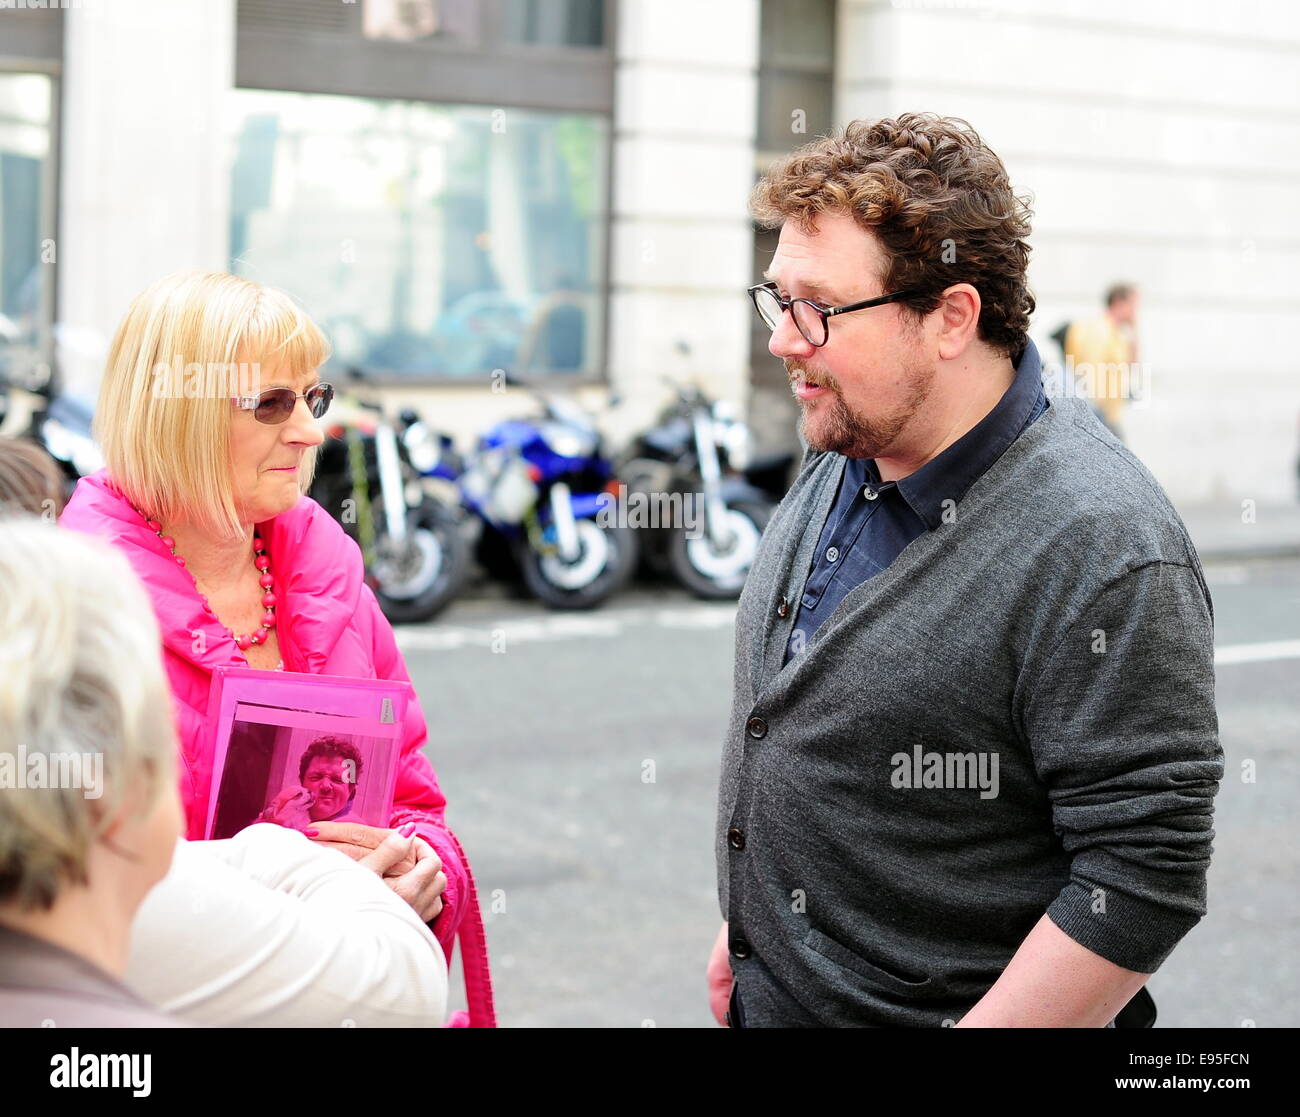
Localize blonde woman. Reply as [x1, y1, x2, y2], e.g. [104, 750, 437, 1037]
[58, 272, 494, 1026]
[0, 520, 184, 1026]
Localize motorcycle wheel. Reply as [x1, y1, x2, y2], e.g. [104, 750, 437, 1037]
[668, 499, 771, 600]
[517, 518, 640, 610]
[371, 498, 469, 624]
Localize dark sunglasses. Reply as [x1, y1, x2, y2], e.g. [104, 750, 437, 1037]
[233, 383, 334, 425]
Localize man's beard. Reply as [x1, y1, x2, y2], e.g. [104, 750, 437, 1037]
[788, 359, 934, 460]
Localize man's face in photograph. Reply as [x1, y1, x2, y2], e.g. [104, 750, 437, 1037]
[302, 755, 354, 821]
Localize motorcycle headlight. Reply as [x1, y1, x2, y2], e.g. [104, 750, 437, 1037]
[720, 421, 750, 472]
[402, 422, 440, 475]
[540, 421, 596, 460]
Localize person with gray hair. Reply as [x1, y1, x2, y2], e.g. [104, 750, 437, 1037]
[0, 516, 451, 1026]
[0, 436, 65, 519]
[0, 517, 185, 1026]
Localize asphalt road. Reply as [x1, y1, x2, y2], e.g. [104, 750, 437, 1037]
[398, 557, 1300, 1028]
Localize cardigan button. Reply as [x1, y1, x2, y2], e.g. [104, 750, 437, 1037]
[730, 937, 752, 961]
[727, 827, 746, 851]
[776, 596, 790, 618]
[746, 716, 767, 739]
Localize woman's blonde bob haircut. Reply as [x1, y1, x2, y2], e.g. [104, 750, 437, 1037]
[94, 272, 331, 541]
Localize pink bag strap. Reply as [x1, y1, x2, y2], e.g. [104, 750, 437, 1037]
[440, 829, 496, 1028]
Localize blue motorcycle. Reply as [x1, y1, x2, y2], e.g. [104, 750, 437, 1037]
[402, 387, 639, 610]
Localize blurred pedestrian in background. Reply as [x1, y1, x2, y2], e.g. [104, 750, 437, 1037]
[1063, 283, 1140, 440]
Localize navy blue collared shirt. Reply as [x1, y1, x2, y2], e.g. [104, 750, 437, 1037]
[784, 339, 1049, 664]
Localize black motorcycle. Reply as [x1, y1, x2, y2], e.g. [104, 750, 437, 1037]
[620, 379, 791, 599]
[308, 370, 468, 624]
[0, 355, 103, 499]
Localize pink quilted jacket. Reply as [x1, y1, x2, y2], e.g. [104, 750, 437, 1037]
[60, 469, 495, 1027]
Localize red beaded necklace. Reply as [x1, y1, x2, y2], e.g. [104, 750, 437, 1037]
[134, 507, 277, 652]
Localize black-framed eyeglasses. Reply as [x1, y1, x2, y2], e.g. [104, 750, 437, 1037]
[747, 281, 920, 347]
[233, 383, 334, 425]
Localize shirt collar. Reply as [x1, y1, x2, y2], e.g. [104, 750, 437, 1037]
[866, 338, 1046, 530]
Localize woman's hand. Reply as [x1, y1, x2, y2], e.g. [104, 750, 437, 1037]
[307, 821, 416, 875]
[309, 820, 446, 922]
[386, 836, 446, 924]
[261, 786, 314, 830]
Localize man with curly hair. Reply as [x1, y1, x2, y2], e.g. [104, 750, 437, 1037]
[711, 114, 1221, 1028]
[263, 737, 366, 827]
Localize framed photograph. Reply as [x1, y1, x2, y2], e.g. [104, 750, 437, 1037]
[203, 667, 414, 841]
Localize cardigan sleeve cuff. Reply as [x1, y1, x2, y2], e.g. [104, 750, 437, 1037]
[1046, 878, 1205, 974]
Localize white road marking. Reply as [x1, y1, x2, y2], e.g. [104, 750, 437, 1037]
[652, 607, 740, 629]
[398, 606, 1299, 668]
[1214, 639, 1300, 666]
[396, 603, 737, 652]
[1204, 564, 1250, 586]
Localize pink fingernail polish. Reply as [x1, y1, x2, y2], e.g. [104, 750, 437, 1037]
[399, 822, 418, 838]
[304, 828, 319, 837]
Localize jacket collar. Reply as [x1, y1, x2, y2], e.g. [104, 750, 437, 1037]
[58, 470, 362, 676]
[0, 925, 145, 1005]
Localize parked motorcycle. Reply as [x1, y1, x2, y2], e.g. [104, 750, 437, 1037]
[620, 378, 788, 599]
[309, 370, 468, 624]
[408, 383, 639, 610]
[0, 353, 104, 498]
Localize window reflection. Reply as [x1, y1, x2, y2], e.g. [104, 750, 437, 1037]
[363, 0, 479, 42]
[229, 90, 607, 378]
[501, 0, 604, 48]
[0, 72, 53, 387]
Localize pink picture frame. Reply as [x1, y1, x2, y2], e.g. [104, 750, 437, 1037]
[203, 667, 413, 841]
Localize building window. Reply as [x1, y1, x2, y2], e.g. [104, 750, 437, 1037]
[0, 71, 56, 387]
[229, 90, 608, 380]
[501, 0, 605, 47]
[235, 0, 614, 111]
[749, 0, 836, 450]
[362, 0, 481, 43]
[756, 0, 834, 163]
